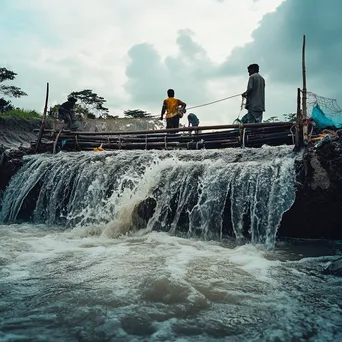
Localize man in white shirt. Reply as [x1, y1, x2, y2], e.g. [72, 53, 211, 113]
[241, 64, 265, 123]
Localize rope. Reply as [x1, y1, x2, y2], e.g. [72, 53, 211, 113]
[75, 135, 80, 151]
[290, 125, 296, 145]
[153, 93, 242, 118]
[233, 97, 246, 124]
[308, 124, 314, 141]
[53, 129, 63, 154]
[242, 128, 246, 149]
[187, 93, 242, 110]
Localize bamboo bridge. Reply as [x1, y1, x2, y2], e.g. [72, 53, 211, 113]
[32, 35, 310, 154]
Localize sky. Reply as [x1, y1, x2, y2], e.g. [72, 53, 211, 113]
[1, 0, 342, 125]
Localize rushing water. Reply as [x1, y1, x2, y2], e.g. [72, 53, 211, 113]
[1, 146, 341, 341]
[0, 225, 341, 342]
[0, 146, 297, 248]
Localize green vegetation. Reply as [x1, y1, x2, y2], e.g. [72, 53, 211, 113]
[68, 89, 109, 118]
[264, 116, 279, 123]
[0, 108, 41, 119]
[264, 113, 297, 122]
[283, 113, 296, 122]
[124, 109, 152, 118]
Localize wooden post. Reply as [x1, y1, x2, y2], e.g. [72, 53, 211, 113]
[35, 83, 50, 153]
[295, 87, 302, 149]
[301, 35, 308, 146]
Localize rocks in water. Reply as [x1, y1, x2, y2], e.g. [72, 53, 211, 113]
[322, 257, 342, 277]
[280, 141, 342, 240]
[131, 197, 157, 230]
[120, 315, 156, 336]
[0, 146, 31, 194]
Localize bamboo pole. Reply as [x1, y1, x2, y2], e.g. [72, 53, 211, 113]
[53, 129, 63, 154]
[35, 82, 50, 153]
[40, 127, 294, 152]
[295, 87, 302, 149]
[42, 124, 293, 150]
[302, 35, 308, 146]
[36, 121, 294, 137]
[46, 126, 292, 148]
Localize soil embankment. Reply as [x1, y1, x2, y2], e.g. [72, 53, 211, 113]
[0, 116, 41, 149]
[280, 141, 342, 239]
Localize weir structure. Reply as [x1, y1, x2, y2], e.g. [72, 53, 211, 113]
[33, 36, 308, 153]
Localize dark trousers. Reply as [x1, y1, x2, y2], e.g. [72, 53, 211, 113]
[241, 109, 263, 123]
[166, 116, 180, 131]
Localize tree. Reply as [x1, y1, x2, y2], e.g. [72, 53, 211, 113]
[48, 104, 58, 117]
[283, 113, 296, 122]
[49, 103, 94, 120]
[0, 67, 27, 98]
[264, 116, 279, 123]
[0, 98, 14, 113]
[0, 67, 27, 113]
[124, 109, 152, 118]
[68, 89, 109, 117]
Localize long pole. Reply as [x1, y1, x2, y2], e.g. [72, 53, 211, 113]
[37, 121, 294, 136]
[295, 87, 302, 149]
[301, 35, 308, 146]
[35, 82, 50, 153]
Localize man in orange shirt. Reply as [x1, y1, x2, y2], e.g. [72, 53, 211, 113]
[160, 89, 187, 130]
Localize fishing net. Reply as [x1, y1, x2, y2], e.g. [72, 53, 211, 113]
[307, 92, 342, 123]
[306, 92, 342, 130]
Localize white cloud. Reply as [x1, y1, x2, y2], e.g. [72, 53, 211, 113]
[1, 0, 284, 124]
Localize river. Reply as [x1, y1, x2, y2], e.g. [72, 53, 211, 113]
[0, 146, 341, 341]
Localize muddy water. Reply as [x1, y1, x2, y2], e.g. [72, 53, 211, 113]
[1, 225, 341, 342]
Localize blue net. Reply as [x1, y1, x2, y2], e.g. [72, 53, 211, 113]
[308, 92, 342, 129]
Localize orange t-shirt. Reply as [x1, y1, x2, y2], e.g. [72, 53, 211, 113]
[163, 97, 185, 119]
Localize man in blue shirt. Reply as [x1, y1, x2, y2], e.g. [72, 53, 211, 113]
[187, 113, 200, 135]
[188, 113, 199, 127]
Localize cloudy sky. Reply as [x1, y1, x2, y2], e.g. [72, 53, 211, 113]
[1, 0, 341, 125]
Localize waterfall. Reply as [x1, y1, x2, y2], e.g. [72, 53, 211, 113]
[0, 146, 298, 248]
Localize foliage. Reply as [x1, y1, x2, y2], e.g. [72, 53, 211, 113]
[49, 102, 117, 120]
[48, 104, 59, 117]
[264, 116, 279, 123]
[68, 89, 109, 117]
[124, 109, 152, 118]
[283, 113, 296, 122]
[106, 114, 119, 119]
[0, 108, 41, 119]
[84, 111, 96, 119]
[262, 113, 297, 123]
[0, 98, 14, 113]
[0, 67, 27, 98]
[0, 67, 27, 113]
[0, 67, 17, 83]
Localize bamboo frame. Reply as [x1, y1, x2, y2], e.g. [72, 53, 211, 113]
[35, 82, 49, 153]
[33, 123, 295, 152]
[302, 35, 308, 146]
[37, 121, 294, 137]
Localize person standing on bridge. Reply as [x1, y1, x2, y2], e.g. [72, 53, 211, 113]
[187, 113, 200, 135]
[160, 89, 187, 130]
[241, 64, 265, 124]
[58, 96, 79, 130]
